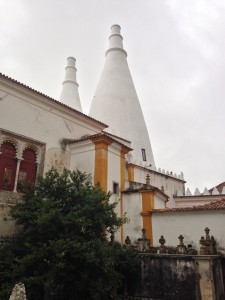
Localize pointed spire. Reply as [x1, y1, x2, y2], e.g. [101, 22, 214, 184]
[89, 25, 155, 168]
[194, 188, 201, 196]
[185, 188, 192, 196]
[212, 187, 219, 195]
[59, 57, 82, 112]
[203, 187, 210, 195]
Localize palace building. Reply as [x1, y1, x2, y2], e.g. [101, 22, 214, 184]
[0, 25, 224, 251]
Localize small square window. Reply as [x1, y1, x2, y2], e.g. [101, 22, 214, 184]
[113, 182, 119, 194]
[141, 149, 146, 161]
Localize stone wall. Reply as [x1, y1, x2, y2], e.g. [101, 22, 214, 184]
[123, 254, 224, 300]
[0, 191, 22, 235]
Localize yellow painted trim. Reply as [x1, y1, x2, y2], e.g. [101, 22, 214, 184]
[141, 190, 154, 245]
[92, 137, 112, 193]
[119, 146, 129, 244]
[128, 164, 134, 181]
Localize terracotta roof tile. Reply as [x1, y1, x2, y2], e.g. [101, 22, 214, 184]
[209, 182, 225, 194]
[64, 132, 133, 150]
[102, 131, 131, 143]
[152, 199, 225, 213]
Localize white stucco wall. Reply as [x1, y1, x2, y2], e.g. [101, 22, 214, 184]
[69, 141, 95, 183]
[0, 80, 104, 174]
[152, 210, 225, 254]
[122, 192, 143, 242]
[154, 193, 167, 209]
[133, 166, 185, 207]
[107, 143, 122, 241]
[175, 195, 223, 207]
[107, 143, 121, 194]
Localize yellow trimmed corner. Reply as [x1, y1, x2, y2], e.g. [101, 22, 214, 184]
[140, 189, 154, 245]
[92, 136, 112, 193]
[128, 164, 134, 182]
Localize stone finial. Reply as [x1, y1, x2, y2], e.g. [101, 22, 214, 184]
[125, 236, 131, 246]
[176, 235, 187, 254]
[199, 228, 217, 255]
[205, 227, 210, 239]
[9, 282, 27, 300]
[161, 186, 165, 192]
[146, 174, 150, 186]
[159, 235, 166, 246]
[178, 235, 184, 245]
[136, 228, 150, 252]
[158, 235, 167, 254]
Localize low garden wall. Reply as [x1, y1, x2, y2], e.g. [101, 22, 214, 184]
[123, 254, 224, 300]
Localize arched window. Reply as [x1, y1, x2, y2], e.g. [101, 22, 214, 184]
[18, 148, 37, 188]
[0, 142, 17, 191]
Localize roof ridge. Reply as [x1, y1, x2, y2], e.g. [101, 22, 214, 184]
[65, 132, 133, 150]
[153, 198, 225, 213]
[0, 72, 107, 127]
[102, 131, 131, 143]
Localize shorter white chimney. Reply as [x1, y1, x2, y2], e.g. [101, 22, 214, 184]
[59, 57, 82, 112]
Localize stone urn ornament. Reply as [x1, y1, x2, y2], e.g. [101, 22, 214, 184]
[9, 282, 27, 300]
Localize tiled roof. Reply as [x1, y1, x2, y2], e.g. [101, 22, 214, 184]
[123, 182, 169, 200]
[65, 132, 133, 150]
[0, 72, 107, 127]
[209, 182, 225, 194]
[102, 131, 131, 143]
[152, 199, 225, 213]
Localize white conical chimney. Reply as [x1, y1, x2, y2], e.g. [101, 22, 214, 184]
[59, 57, 82, 112]
[185, 188, 192, 196]
[194, 188, 201, 195]
[89, 25, 155, 167]
[212, 187, 219, 195]
[203, 187, 210, 195]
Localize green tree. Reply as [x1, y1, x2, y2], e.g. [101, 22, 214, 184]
[0, 168, 139, 300]
[0, 241, 18, 299]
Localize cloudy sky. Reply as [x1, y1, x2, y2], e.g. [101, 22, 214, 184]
[0, 0, 224, 192]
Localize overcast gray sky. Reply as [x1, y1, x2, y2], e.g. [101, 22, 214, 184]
[1, 0, 224, 193]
